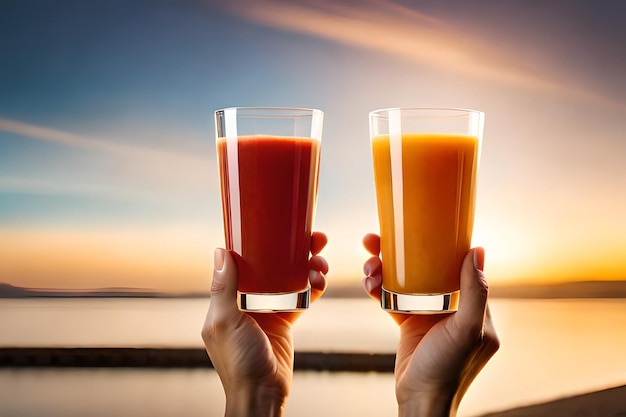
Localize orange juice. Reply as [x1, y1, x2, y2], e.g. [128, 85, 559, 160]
[372, 133, 479, 295]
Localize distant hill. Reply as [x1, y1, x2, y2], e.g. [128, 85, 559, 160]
[489, 280, 626, 299]
[2, 281, 626, 299]
[0, 283, 208, 298]
[324, 280, 626, 299]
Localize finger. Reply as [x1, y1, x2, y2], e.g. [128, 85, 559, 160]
[309, 255, 328, 298]
[455, 247, 489, 339]
[310, 232, 328, 255]
[308, 253, 329, 304]
[206, 248, 240, 323]
[362, 254, 382, 298]
[361, 254, 383, 308]
[309, 270, 327, 304]
[363, 255, 382, 278]
[362, 233, 380, 256]
[361, 274, 382, 301]
[309, 255, 329, 276]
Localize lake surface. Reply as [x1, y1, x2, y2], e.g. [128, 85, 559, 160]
[1, 298, 626, 416]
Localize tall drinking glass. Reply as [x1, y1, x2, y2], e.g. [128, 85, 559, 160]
[370, 108, 484, 313]
[215, 107, 323, 312]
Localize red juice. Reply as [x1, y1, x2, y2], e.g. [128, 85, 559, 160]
[217, 135, 321, 294]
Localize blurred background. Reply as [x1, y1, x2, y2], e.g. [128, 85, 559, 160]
[1, 1, 625, 416]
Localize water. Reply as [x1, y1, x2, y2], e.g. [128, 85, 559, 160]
[0, 297, 398, 351]
[1, 298, 626, 416]
[0, 368, 398, 417]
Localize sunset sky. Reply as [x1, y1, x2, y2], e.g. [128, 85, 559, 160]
[1, 0, 625, 293]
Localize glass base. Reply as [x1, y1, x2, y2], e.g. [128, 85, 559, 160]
[238, 286, 310, 312]
[381, 287, 460, 314]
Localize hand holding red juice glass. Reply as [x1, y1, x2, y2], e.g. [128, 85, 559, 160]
[215, 107, 323, 312]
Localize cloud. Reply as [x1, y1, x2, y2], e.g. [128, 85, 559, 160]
[0, 118, 208, 163]
[0, 176, 155, 201]
[0, 118, 219, 197]
[221, 0, 551, 84]
[220, 0, 625, 111]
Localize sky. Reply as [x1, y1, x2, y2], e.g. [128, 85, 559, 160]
[1, 0, 625, 293]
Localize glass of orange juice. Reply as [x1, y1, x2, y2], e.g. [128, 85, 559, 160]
[215, 107, 323, 312]
[369, 108, 484, 313]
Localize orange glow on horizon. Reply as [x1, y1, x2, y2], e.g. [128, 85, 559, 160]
[2, 224, 625, 293]
[0, 227, 215, 293]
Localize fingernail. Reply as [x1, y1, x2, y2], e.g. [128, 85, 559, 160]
[309, 269, 319, 281]
[473, 247, 485, 272]
[214, 248, 225, 272]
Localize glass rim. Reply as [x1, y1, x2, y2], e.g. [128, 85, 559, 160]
[215, 106, 324, 118]
[369, 107, 484, 119]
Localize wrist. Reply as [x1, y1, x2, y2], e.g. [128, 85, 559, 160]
[397, 390, 456, 417]
[225, 384, 286, 417]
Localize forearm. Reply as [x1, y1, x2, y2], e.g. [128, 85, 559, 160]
[224, 385, 286, 417]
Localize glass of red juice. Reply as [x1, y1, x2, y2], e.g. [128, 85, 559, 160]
[214, 107, 323, 312]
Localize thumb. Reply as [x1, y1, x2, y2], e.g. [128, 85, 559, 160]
[455, 247, 488, 338]
[208, 248, 240, 319]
